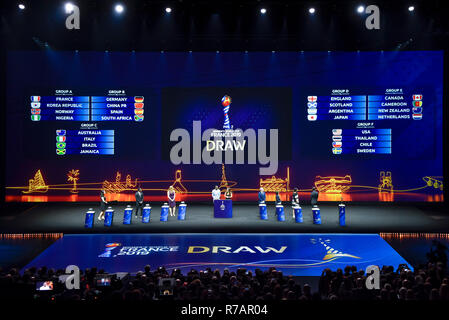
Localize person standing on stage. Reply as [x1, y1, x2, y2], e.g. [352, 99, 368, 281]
[135, 187, 144, 218]
[212, 185, 221, 201]
[275, 191, 282, 218]
[99, 189, 107, 220]
[167, 185, 176, 216]
[225, 187, 233, 200]
[311, 187, 319, 207]
[292, 188, 299, 205]
[258, 187, 266, 204]
[291, 188, 299, 219]
[275, 191, 282, 205]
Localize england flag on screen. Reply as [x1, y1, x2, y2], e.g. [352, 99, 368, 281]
[307, 96, 317, 102]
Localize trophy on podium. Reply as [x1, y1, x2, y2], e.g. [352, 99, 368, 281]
[221, 95, 232, 129]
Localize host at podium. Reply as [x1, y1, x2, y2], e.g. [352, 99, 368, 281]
[212, 185, 221, 201]
[213, 186, 233, 218]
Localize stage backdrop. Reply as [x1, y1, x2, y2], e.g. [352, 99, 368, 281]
[4, 51, 443, 202]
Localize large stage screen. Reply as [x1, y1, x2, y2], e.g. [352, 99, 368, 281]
[4, 50, 444, 202]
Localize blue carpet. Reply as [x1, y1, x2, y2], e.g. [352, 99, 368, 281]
[22, 233, 412, 276]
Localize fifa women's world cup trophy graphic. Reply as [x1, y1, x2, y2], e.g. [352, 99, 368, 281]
[221, 95, 232, 129]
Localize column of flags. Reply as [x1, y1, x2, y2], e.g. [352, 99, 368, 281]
[134, 96, 144, 121]
[31, 96, 41, 121]
[307, 96, 317, 121]
[412, 94, 422, 120]
[332, 129, 343, 154]
[56, 130, 66, 155]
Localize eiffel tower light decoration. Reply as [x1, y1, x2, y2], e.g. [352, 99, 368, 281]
[219, 164, 229, 190]
[172, 170, 188, 193]
[221, 95, 232, 129]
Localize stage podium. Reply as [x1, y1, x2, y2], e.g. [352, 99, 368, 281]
[214, 199, 232, 218]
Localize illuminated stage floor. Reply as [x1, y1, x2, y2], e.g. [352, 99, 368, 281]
[0, 203, 447, 234]
[22, 233, 412, 276]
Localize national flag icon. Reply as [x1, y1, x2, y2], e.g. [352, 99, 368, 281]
[56, 149, 66, 155]
[412, 113, 422, 120]
[332, 141, 342, 148]
[412, 94, 422, 101]
[307, 102, 317, 108]
[134, 109, 144, 115]
[56, 142, 66, 149]
[307, 108, 317, 115]
[134, 103, 144, 109]
[56, 130, 66, 136]
[134, 115, 144, 122]
[31, 108, 41, 115]
[56, 135, 66, 142]
[413, 101, 422, 107]
[31, 115, 41, 121]
[31, 96, 41, 102]
[332, 135, 342, 142]
[332, 147, 342, 154]
[412, 107, 422, 114]
[134, 96, 144, 103]
[332, 129, 342, 135]
[307, 96, 317, 102]
[307, 114, 317, 121]
[31, 102, 41, 108]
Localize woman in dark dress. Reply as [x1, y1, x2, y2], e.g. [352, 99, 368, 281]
[99, 190, 107, 220]
[167, 185, 176, 216]
[311, 187, 319, 206]
[275, 192, 282, 205]
[291, 188, 299, 219]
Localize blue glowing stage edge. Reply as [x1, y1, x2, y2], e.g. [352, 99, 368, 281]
[23, 233, 412, 276]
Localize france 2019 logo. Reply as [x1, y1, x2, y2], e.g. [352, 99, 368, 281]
[221, 95, 232, 129]
[98, 243, 121, 258]
[221, 95, 231, 107]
